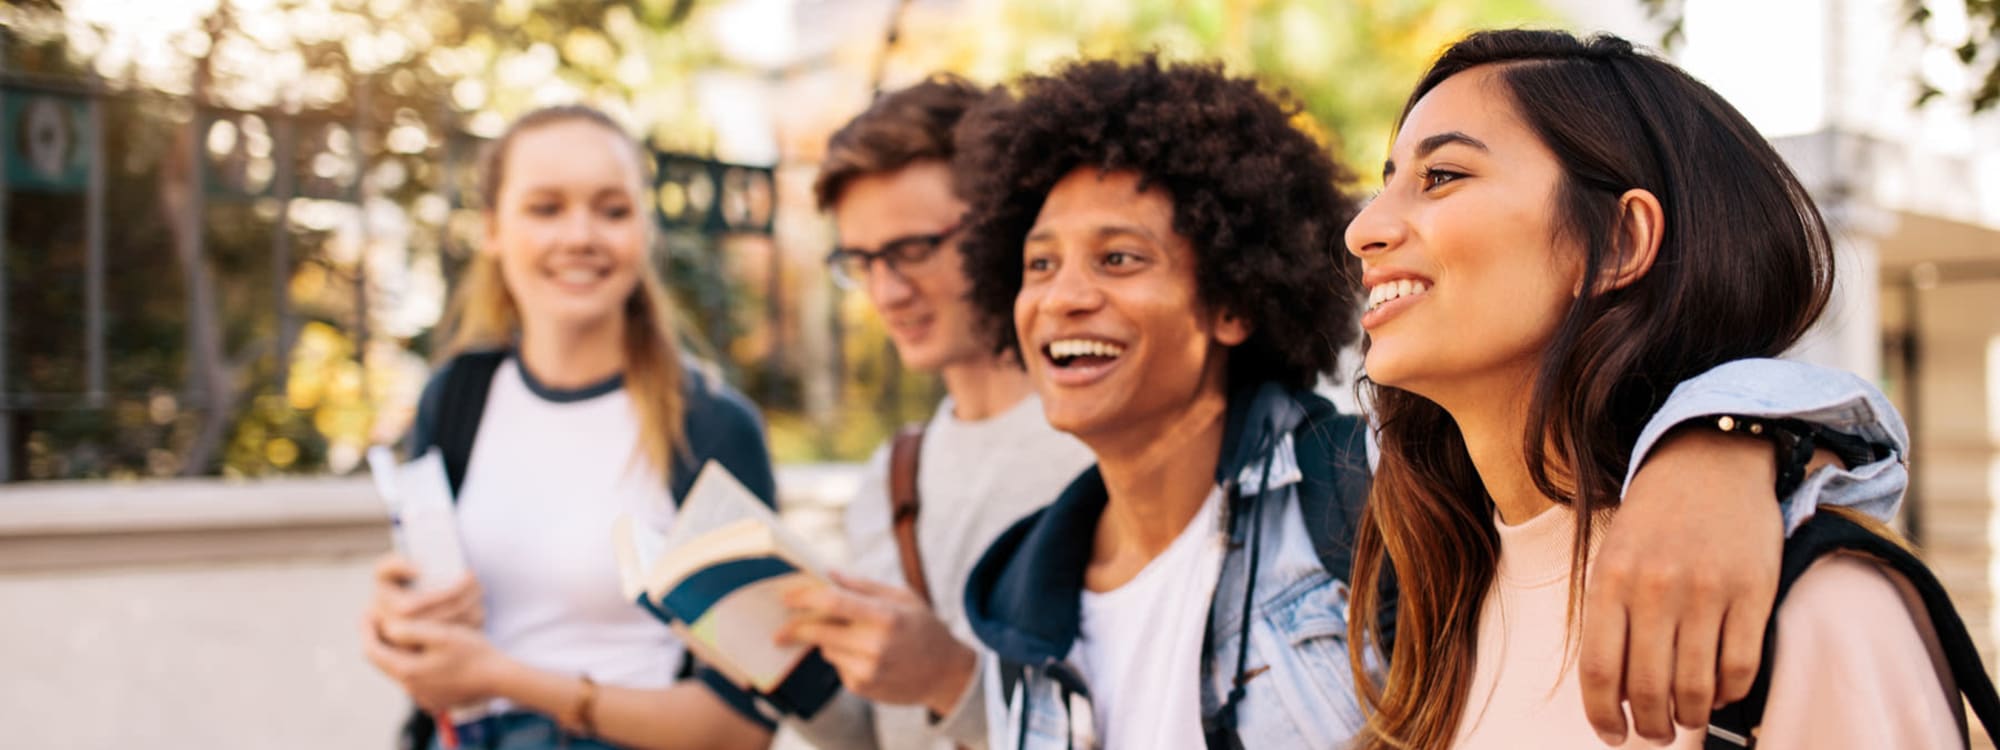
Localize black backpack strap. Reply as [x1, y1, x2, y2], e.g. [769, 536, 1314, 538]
[1298, 412, 1371, 581]
[1706, 512, 2000, 747]
[430, 350, 507, 498]
[1296, 410, 1398, 650]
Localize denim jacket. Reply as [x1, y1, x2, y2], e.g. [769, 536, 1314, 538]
[961, 358, 1908, 750]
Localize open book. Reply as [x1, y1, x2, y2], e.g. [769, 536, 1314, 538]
[612, 461, 840, 718]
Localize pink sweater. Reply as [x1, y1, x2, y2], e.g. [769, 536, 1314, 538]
[1452, 505, 1965, 749]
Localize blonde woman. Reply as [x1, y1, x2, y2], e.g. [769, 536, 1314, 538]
[362, 106, 777, 750]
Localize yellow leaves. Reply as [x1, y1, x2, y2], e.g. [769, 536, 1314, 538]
[286, 321, 355, 411]
[562, 28, 618, 73]
[265, 437, 302, 468]
[496, 0, 536, 27]
[1288, 110, 1335, 152]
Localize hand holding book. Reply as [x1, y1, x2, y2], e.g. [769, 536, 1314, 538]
[612, 461, 842, 718]
[775, 570, 982, 718]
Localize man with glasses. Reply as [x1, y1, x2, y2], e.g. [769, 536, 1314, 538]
[774, 75, 1094, 750]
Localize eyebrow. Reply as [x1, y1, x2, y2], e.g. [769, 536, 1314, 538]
[513, 184, 635, 198]
[835, 226, 953, 254]
[1024, 223, 1159, 245]
[1381, 131, 1491, 181]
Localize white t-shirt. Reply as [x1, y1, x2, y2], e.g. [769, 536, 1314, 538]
[1072, 488, 1226, 750]
[456, 358, 686, 694]
[832, 394, 1096, 750]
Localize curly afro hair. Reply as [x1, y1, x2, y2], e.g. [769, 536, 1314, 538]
[954, 55, 1364, 391]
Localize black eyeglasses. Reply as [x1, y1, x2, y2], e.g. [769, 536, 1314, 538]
[823, 224, 960, 289]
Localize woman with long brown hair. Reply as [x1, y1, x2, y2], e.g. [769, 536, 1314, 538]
[1345, 30, 1961, 748]
[360, 105, 777, 750]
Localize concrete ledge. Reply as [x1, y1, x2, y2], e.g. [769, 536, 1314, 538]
[0, 478, 391, 573]
[0, 464, 867, 575]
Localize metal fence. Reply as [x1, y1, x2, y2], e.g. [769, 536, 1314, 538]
[0, 71, 778, 481]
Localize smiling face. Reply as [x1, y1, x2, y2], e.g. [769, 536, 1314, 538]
[1015, 168, 1248, 442]
[830, 160, 987, 372]
[1345, 66, 1580, 405]
[483, 119, 649, 337]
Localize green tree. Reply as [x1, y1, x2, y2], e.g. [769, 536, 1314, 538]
[891, 0, 1552, 179]
[2, 0, 737, 478]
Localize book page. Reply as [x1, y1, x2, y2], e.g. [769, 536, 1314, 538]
[661, 461, 827, 577]
[640, 461, 832, 696]
[685, 572, 817, 692]
[364, 448, 468, 592]
[646, 517, 776, 597]
[611, 515, 668, 602]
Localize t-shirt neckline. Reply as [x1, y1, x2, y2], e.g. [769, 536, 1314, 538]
[512, 355, 625, 403]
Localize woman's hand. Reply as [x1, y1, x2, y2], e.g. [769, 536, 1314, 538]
[362, 552, 496, 710]
[368, 552, 485, 635]
[362, 617, 509, 713]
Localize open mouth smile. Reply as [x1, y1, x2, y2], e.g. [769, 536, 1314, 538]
[1039, 337, 1128, 386]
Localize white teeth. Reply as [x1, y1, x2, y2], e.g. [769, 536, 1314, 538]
[1048, 339, 1126, 360]
[556, 268, 601, 285]
[1366, 279, 1432, 311]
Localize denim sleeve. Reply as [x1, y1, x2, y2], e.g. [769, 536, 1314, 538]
[1624, 358, 1908, 534]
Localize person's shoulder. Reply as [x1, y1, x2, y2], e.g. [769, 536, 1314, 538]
[410, 348, 510, 448]
[1778, 553, 1920, 639]
[1763, 552, 1964, 748]
[420, 348, 507, 394]
[680, 358, 757, 414]
[1774, 552, 1948, 694]
[668, 357, 777, 504]
[679, 358, 765, 433]
[1784, 556, 1936, 656]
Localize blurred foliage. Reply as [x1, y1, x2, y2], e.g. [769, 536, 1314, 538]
[1, 0, 736, 479]
[3, 0, 1561, 479]
[891, 0, 1552, 183]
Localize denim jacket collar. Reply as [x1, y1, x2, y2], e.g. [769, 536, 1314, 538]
[961, 382, 1308, 669]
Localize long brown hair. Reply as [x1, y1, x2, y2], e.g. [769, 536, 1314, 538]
[437, 105, 686, 474]
[1346, 30, 1835, 749]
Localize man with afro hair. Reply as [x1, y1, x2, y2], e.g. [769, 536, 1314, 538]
[953, 55, 1912, 749]
[954, 54, 1375, 750]
[775, 75, 1094, 750]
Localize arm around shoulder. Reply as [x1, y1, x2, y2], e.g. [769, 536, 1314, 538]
[1630, 358, 1910, 531]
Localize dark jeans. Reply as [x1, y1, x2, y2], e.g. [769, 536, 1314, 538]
[436, 711, 622, 750]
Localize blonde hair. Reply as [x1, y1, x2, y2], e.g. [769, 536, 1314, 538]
[438, 105, 685, 474]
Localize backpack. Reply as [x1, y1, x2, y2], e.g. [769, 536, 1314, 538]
[427, 350, 509, 497]
[1290, 406, 1396, 650]
[1705, 511, 2000, 748]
